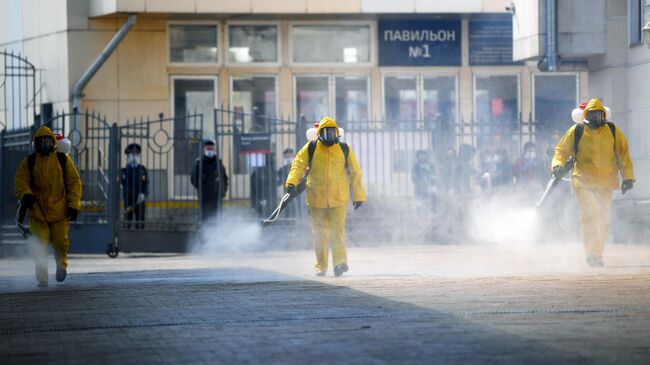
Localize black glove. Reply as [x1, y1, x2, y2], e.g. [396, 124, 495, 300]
[66, 207, 78, 222]
[286, 184, 296, 195]
[551, 165, 562, 178]
[621, 179, 634, 194]
[353, 201, 363, 210]
[21, 194, 36, 208]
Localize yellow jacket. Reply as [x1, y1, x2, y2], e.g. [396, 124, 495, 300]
[552, 99, 635, 190]
[286, 117, 366, 208]
[14, 126, 82, 222]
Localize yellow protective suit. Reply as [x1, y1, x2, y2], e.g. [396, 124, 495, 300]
[14, 126, 82, 282]
[552, 99, 635, 261]
[286, 117, 366, 272]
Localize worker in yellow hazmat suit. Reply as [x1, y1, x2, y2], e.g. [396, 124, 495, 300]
[14, 126, 82, 286]
[552, 98, 635, 267]
[286, 117, 366, 276]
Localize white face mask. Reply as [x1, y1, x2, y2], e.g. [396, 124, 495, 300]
[284, 157, 293, 165]
[127, 154, 140, 165]
[204, 149, 216, 158]
[524, 151, 536, 160]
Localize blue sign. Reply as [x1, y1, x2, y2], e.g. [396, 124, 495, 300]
[378, 19, 461, 66]
[469, 15, 523, 66]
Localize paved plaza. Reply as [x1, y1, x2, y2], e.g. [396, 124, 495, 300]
[1, 243, 649, 364]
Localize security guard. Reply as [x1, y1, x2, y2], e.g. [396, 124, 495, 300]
[14, 126, 82, 286]
[552, 98, 635, 267]
[121, 143, 148, 229]
[285, 117, 366, 277]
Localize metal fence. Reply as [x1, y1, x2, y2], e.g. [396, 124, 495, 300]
[0, 50, 41, 130]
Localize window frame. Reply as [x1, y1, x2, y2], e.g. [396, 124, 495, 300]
[293, 73, 372, 122]
[472, 72, 522, 123]
[167, 20, 221, 67]
[629, 0, 643, 46]
[531, 72, 579, 124]
[225, 21, 282, 67]
[289, 20, 377, 67]
[381, 72, 460, 122]
[229, 74, 280, 118]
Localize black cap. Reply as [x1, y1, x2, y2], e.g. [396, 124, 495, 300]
[203, 140, 216, 147]
[124, 143, 141, 154]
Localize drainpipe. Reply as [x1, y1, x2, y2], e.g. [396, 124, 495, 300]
[539, 0, 558, 71]
[71, 14, 136, 122]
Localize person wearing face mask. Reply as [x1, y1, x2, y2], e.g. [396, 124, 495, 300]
[285, 117, 366, 277]
[120, 143, 148, 229]
[513, 142, 545, 189]
[552, 98, 635, 267]
[191, 140, 229, 222]
[14, 126, 82, 287]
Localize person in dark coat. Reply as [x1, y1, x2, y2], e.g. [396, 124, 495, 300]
[191, 140, 228, 222]
[121, 143, 148, 229]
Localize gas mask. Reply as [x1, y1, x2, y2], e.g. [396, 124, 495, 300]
[318, 127, 339, 147]
[585, 110, 605, 129]
[33, 136, 55, 155]
[127, 153, 140, 166]
[204, 149, 216, 158]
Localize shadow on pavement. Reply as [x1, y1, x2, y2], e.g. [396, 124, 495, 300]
[0, 267, 590, 364]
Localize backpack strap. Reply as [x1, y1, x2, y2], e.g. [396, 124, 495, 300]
[606, 121, 616, 143]
[573, 123, 584, 156]
[307, 140, 349, 169]
[27, 152, 68, 194]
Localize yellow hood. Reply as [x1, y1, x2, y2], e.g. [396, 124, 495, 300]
[582, 98, 606, 120]
[33, 125, 55, 141]
[317, 116, 339, 133]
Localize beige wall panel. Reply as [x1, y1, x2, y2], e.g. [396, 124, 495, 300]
[278, 68, 293, 118]
[68, 31, 118, 102]
[88, 17, 119, 31]
[80, 100, 119, 121]
[131, 17, 167, 31]
[117, 0, 145, 12]
[416, 0, 481, 13]
[197, 0, 252, 13]
[145, 0, 196, 13]
[307, 0, 360, 13]
[362, 0, 415, 13]
[252, 0, 306, 13]
[482, 0, 512, 12]
[117, 30, 168, 100]
[114, 100, 169, 122]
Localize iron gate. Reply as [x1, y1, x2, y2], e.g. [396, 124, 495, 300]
[0, 50, 41, 129]
[44, 110, 119, 253]
[117, 113, 203, 252]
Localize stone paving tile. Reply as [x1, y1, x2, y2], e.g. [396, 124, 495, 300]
[0, 245, 649, 364]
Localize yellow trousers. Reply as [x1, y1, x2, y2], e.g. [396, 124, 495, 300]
[574, 187, 613, 260]
[30, 218, 69, 282]
[310, 206, 348, 272]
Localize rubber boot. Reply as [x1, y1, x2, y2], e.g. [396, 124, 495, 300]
[334, 263, 348, 277]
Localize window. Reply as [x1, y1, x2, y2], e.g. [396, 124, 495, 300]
[383, 74, 458, 122]
[295, 75, 370, 123]
[228, 24, 278, 64]
[474, 75, 519, 126]
[384, 76, 417, 121]
[231, 76, 277, 132]
[169, 24, 219, 64]
[335, 76, 369, 122]
[292, 24, 372, 64]
[629, 0, 642, 45]
[533, 74, 578, 134]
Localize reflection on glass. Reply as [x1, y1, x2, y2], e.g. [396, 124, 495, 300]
[293, 25, 371, 64]
[384, 76, 417, 121]
[423, 76, 457, 122]
[534, 75, 577, 133]
[173, 78, 216, 174]
[475, 75, 518, 125]
[232, 76, 277, 132]
[228, 25, 277, 63]
[169, 25, 218, 63]
[335, 76, 369, 122]
[296, 76, 330, 122]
